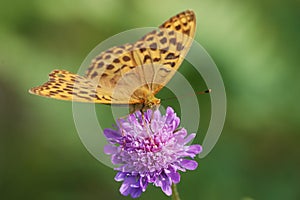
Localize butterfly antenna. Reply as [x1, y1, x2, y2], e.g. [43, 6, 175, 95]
[199, 89, 212, 94]
[161, 89, 211, 102]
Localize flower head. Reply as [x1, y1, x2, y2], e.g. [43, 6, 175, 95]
[104, 107, 202, 198]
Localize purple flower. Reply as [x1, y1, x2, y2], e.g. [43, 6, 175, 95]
[104, 107, 202, 198]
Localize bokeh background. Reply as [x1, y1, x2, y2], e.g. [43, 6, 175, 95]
[1, 0, 299, 199]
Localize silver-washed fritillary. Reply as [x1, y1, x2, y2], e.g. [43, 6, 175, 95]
[29, 10, 196, 112]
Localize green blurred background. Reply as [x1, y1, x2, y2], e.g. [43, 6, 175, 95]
[1, 0, 299, 199]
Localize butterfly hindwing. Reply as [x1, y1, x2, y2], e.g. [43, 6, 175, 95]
[29, 70, 141, 104]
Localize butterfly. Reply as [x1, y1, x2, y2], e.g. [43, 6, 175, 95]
[29, 10, 196, 113]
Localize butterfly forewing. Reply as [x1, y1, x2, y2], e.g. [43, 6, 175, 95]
[151, 10, 196, 94]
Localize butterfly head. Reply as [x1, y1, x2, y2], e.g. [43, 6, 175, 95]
[144, 95, 161, 110]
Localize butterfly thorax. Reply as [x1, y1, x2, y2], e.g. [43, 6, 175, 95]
[144, 94, 161, 110]
[129, 88, 161, 113]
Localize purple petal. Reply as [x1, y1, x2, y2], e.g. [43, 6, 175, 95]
[173, 128, 188, 143]
[166, 107, 174, 116]
[144, 109, 153, 121]
[150, 119, 159, 133]
[119, 181, 131, 196]
[119, 175, 143, 198]
[173, 116, 180, 129]
[128, 113, 138, 123]
[130, 180, 141, 188]
[153, 109, 161, 120]
[187, 144, 202, 155]
[111, 154, 123, 165]
[120, 176, 137, 193]
[114, 172, 126, 181]
[130, 188, 142, 198]
[183, 133, 196, 145]
[165, 167, 180, 184]
[180, 159, 198, 170]
[135, 110, 143, 122]
[139, 176, 149, 191]
[154, 173, 172, 196]
[104, 145, 118, 155]
[161, 180, 172, 196]
[169, 118, 179, 132]
[103, 128, 122, 143]
[165, 107, 175, 124]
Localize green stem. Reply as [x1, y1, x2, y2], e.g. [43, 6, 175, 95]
[171, 183, 181, 200]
